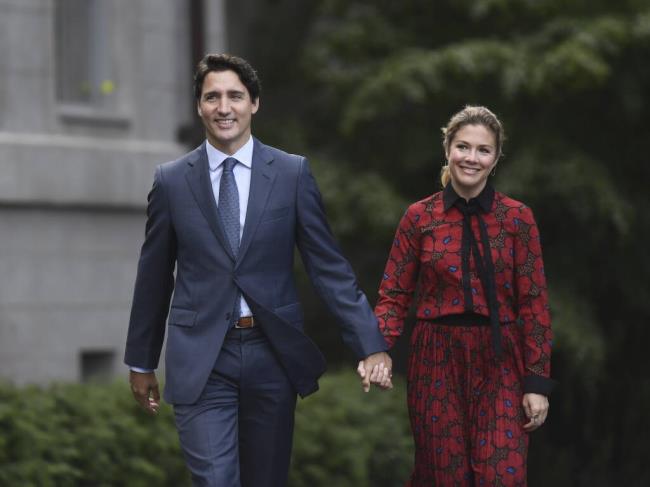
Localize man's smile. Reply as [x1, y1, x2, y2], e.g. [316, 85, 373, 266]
[215, 119, 235, 128]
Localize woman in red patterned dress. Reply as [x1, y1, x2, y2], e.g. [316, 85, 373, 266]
[373, 106, 556, 486]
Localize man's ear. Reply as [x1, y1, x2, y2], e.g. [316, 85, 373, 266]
[251, 97, 260, 115]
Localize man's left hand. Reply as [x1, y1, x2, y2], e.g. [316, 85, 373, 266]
[357, 352, 393, 392]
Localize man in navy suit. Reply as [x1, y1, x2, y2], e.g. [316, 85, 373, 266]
[124, 54, 392, 487]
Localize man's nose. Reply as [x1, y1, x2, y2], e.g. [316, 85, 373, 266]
[217, 98, 230, 114]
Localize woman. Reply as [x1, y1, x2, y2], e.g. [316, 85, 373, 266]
[373, 106, 555, 485]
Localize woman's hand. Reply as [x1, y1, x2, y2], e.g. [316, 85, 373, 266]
[522, 393, 548, 432]
[356, 352, 393, 392]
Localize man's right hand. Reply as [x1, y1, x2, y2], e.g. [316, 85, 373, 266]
[129, 370, 160, 415]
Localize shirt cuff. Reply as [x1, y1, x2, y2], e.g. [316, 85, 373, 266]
[129, 366, 154, 373]
[523, 374, 558, 396]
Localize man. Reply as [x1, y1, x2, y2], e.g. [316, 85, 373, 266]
[124, 53, 391, 487]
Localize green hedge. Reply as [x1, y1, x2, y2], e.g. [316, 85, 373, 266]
[291, 371, 412, 487]
[0, 371, 412, 487]
[0, 380, 188, 487]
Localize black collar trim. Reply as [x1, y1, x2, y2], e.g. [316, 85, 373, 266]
[443, 183, 495, 213]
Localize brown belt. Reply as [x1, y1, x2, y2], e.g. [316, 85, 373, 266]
[235, 316, 255, 328]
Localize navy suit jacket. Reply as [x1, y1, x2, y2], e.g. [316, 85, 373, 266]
[124, 139, 387, 404]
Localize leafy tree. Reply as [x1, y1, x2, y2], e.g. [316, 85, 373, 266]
[243, 0, 650, 484]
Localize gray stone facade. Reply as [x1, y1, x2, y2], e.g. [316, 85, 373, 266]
[0, 0, 226, 384]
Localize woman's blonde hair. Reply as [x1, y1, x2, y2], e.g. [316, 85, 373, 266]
[440, 105, 505, 187]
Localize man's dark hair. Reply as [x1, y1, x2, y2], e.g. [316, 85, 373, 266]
[193, 53, 261, 101]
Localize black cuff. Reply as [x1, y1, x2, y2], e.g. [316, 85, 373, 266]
[523, 374, 558, 396]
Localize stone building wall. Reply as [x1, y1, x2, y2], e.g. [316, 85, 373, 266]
[0, 0, 226, 384]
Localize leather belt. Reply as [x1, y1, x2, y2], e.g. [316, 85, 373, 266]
[235, 316, 255, 328]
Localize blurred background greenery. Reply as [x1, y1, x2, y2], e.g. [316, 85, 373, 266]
[4, 0, 650, 485]
[0, 373, 411, 487]
[239, 0, 650, 484]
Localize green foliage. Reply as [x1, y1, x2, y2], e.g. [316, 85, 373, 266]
[0, 373, 412, 487]
[219, 0, 650, 483]
[290, 370, 412, 487]
[247, 0, 650, 484]
[309, 156, 408, 242]
[300, 0, 650, 364]
[0, 381, 190, 487]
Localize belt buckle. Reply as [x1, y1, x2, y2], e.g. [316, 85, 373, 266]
[235, 316, 254, 329]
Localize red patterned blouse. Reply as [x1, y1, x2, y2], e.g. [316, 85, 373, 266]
[375, 184, 555, 394]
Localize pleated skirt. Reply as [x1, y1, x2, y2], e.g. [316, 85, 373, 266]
[406, 320, 529, 487]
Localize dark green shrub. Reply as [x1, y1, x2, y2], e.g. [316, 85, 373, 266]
[290, 370, 413, 487]
[0, 380, 189, 487]
[0, 371, 412, 486]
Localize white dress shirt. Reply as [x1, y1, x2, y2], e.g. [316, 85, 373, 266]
[206, 136, 254, 318]
[130, 137, 255, 373]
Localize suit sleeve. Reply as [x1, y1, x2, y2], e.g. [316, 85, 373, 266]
[124, 165, 177, 369]
[295, 158, 387, 359]
[514, 207, 556, 396]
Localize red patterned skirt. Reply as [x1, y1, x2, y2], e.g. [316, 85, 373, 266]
[406, 319, 529, 486]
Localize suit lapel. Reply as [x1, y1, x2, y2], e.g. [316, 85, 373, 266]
[185, 142, 236, 261]
[237, 139, 276, 265]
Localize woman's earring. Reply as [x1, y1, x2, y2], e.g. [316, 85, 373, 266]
[491, 165, 497, 176]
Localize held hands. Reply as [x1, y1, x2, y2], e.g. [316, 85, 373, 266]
[356, 352, 393, 392]
[522, 392, 549, 432]
[129, 370, 160, 415]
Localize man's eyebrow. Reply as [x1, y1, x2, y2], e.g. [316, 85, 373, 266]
[202, 89, 245, 97]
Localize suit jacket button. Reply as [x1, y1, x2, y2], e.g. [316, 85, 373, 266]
[225, 313, 231, 321]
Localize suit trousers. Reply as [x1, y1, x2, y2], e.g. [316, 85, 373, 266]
[174, 326, 297, 487]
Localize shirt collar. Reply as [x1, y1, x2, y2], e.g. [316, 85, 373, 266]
[206, 136, 254, 171]
[443, 183, 495, 213]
